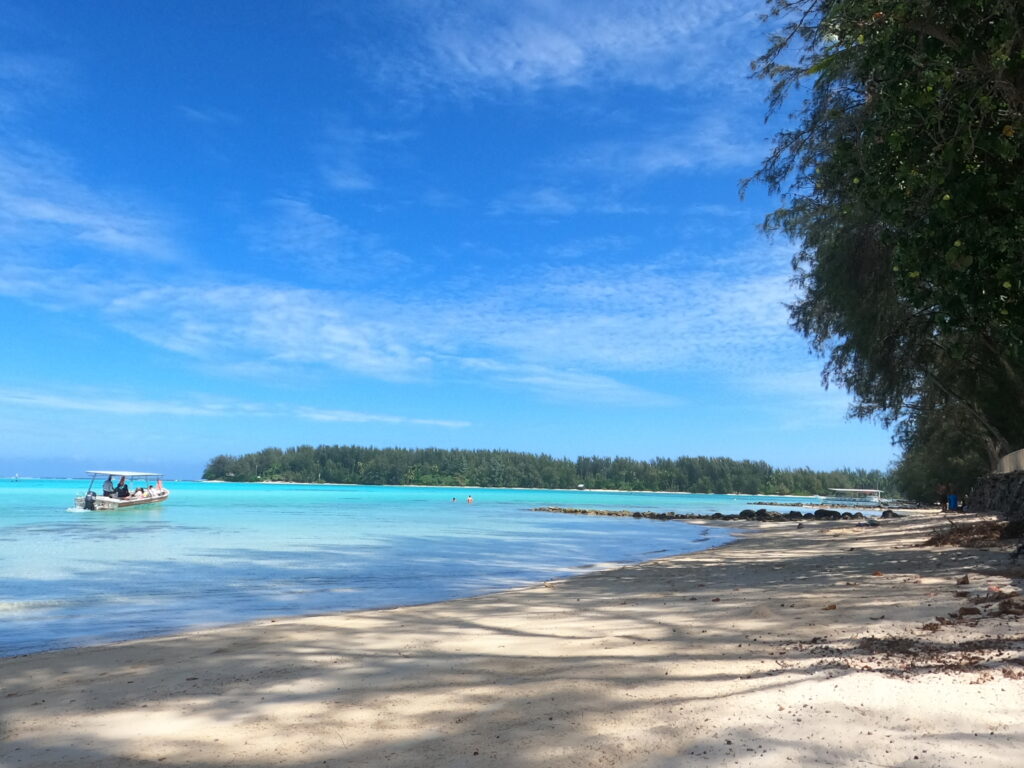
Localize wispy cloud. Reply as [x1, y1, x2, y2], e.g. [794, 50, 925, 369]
[0, 143, 177, 262]
[0, 389, 256, 418]
[489, 187, 578, 216]
[4, 232, 798, 405]
[569, 117, 766, 180]
[446, 254, 795, 375]
[0, 51, 72, 119]
[109, 284, 430, 381]
[362, 0, 762, 94]
[318, 121, 415, 192]
[732, 367, 868, 432]
[297, 407, 470, 428]
[489, 186, 648, 217]
[245, 197, 409, 281]
[688, 203, 748, 218]
[0, 387, 470, 428]
[178, 105, 239, 125]
[459, 359, 679, 406]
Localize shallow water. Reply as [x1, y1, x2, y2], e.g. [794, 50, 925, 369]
[0, 480, 805, 657]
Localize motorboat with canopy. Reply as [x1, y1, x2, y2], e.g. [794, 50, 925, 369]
[75, 471, 170, 510]
[827, 488, 883, 505]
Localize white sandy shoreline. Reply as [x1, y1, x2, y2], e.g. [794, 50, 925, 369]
[2, 511, 1021, 767]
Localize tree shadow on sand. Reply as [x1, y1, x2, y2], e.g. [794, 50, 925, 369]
[1, 516, 1022, 767]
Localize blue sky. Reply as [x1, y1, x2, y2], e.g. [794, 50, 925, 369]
[0, 0, 896, 479]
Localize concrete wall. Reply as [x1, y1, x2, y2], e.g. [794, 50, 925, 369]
[996, 448, 1024, 474]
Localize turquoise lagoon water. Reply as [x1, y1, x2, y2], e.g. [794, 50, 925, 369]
[0, 479, 806, 657]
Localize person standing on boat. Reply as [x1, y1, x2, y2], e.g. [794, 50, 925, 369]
[115, 476, 130, 498]
[102, 475, 114, 497]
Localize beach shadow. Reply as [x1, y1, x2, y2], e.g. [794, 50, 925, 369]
[2, 514, 1022, 767]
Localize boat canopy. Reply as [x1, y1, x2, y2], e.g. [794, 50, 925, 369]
[828, 488, 882, 502]
[86, 470, 164, 478]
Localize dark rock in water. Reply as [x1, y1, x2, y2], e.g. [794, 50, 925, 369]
[804, 512, 816, 519]
[787, 510, 804, 520]
[852, 512, 865, 519]
[738, 509, 757, 520]
[632, 512, 643, 518]
[755, 509, 783, 521]
[840, 512, 853, 520]
[880, 509, 903, 519]
[814, 508, 842, 520]
[711, 512, 724, 519]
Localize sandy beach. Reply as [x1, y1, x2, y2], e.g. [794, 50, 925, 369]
[2, 511, 1022, 767]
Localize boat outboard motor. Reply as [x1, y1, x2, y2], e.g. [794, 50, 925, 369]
[84, 491, 96, 510]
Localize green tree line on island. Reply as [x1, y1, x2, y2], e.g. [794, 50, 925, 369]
[203, 445, 888, 497]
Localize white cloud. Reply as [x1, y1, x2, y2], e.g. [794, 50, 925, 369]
[317, 121, 415, 192]
[0, 389, 254, 418]
[322, 164, 376, 191]
[250, 198, 351, 255]
[489, 187, 578, 216]
[689, 203, 747, 218]
[178, 105, 239, 125]
[365, 0, 763, 93]
[109, 284, 429, 381]
[245, 198, 408, 280]
[458, 359, 678, 406]
[431, 245, 796, 376]
[297, 407, 470, 428]
[4, 233, 800, 404]
[489, 186, 650, 217]
[0, 144, 176, 261]
[0, 387, 469, 429]
[0, 51, 72, 119]
[569, 116, 766, 180]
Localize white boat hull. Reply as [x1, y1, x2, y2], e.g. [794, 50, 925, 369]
[75, 490, 171, 510]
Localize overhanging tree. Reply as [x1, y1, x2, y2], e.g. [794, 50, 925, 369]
[748, 0, 1024, 478]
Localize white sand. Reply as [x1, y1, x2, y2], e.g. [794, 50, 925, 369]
[2, 511, 1022, 767]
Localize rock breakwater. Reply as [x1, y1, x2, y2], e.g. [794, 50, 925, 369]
[531, 506, 903, 522]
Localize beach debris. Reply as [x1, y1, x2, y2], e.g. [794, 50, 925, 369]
[872, 571, 884, 576]
[822, 603, 837, 611]
[956, 574, 971, 585]
[922, 520, 1008, 548]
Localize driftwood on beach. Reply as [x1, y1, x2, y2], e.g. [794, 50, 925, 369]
[532, 506, 905, 522]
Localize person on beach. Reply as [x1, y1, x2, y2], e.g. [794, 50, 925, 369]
[102, 475, 114, 497]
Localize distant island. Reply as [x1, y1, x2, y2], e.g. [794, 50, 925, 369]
[203, 445, 889, 497]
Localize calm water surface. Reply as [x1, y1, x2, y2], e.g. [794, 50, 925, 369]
[0, 479, 805, 657]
